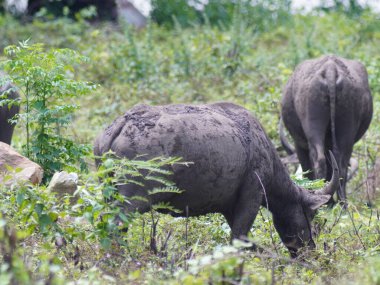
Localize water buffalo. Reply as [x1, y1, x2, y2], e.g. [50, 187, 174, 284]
[281, 55, 373, 203]
[94, 102, 339, 257]
[0, 72, 20, 144]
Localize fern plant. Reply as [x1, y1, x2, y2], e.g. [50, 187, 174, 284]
[75, 152, 189, 249]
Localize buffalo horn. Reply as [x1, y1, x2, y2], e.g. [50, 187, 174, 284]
[315, 151, 340, 196]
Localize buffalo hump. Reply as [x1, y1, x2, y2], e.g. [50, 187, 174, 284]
[95, 103, 271, 215]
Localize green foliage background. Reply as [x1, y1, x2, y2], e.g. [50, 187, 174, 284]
[0, 1, 380, 284]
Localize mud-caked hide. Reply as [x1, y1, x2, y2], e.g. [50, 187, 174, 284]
[94, 102, 339, 257]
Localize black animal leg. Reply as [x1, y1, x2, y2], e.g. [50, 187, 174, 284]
[230, 176, 262, 242]
[337, 164, 348, 203]
[294, 144, 313, 180]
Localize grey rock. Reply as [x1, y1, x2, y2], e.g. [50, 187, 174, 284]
[48, 171, 78, 197]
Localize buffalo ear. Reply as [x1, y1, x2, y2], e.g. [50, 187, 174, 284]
[307, 194, 331, 211]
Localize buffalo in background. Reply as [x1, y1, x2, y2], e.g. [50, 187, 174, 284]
[0, 72, 19, 144]
[94, 102, 339, 257]
[281, 55, 373, 203]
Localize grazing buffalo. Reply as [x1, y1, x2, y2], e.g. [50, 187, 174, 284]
[0, 72, 20, 144]
[281, 55, 373, 202]
[94, 102, 339, 257]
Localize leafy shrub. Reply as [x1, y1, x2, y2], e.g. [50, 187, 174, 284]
[0, 153, 186, 283]
[1, 41, 97, 181]
[317, 0, 370, 17]
[77, 153, 185, 249]
[151, 0, 200, 28]
[0, 152, 184, 248]
[151, 0, 292, 31]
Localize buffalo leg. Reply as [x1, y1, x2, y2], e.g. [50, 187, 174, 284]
[307, 137, 327, 180]
[295, 144, 313, 180]
[228, 175, 262, 242]
[337, 168, 348, 202]
[335, 118, 356, 203]
[301, 97, 330, 180]
[0, 105, 18, 144]
[336, 153, 351, 203]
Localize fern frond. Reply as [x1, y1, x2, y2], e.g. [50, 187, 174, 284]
[145, 175, 175, 186]
[148, 186, 183, 196]
[152, 202, 182, 214]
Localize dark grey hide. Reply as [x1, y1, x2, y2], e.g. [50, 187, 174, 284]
[0, 72, 20, 144]
[281, 55, 372, 202]
[94, 102, 339, 256]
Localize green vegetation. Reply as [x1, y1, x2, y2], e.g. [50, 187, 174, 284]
[0, 2, 380, 284]
[2, 42, 96, 180]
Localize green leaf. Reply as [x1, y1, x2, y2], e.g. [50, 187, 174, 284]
[118, 212, 129, 223]
[100, 237, 112, 249]
[49, 212, 59, 222]
[102, 185, 116, 199]
[39, 214, 52, 231]
[16, 192, 25, 205]
[34, 203, 44, 215]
